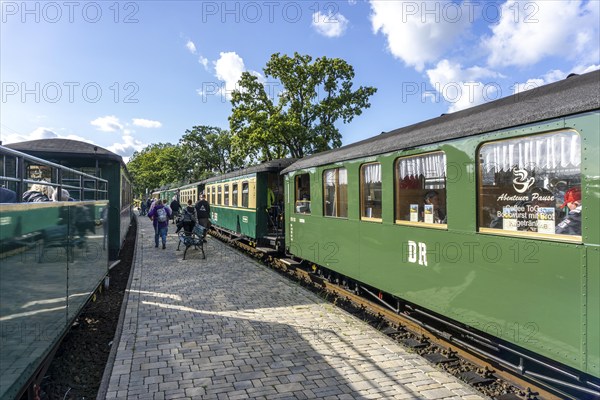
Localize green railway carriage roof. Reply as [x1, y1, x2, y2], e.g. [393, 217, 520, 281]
[282, 70, 600, 174]
[5, 138, 124, 163]
[201, 158, 297, 184]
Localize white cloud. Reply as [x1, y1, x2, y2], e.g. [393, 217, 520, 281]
[199, 56, 209, 70]
[186, 40, 197, 54]
[484, 0, 600, 67]
[512, 65, 600, 94]
[426, 59, 502, 113]
[107, 133, 146, 163]
[90, 115, 123, 132]
[369, 0, 469, 71]
[212, 52, 264, 99]
[1, 127, 94, 146]
[312, 11, 349, 37]
[132, 118, 162, 128]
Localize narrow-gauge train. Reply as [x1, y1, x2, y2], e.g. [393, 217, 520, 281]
[281, 70, 599, 398]
[149, 70, 599, 398]
[0, 141, 133, 400]
[200, 159, 295, 249]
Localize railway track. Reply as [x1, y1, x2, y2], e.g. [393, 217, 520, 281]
[208, 227, 567, 400]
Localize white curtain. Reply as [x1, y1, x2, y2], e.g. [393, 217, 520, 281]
[363, 163, 381, 183]
[399, 153, 446, 179]
[481, 132, 580, 173]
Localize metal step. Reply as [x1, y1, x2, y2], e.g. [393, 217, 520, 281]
[255, 247, 277, 254]
[280, 258, 301, 267]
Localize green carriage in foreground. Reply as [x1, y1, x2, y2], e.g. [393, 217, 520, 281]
[201, 159, 295, 249]
[283, 71, 600, 398]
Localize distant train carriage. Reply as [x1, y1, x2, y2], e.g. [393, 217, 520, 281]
[282, 71, 599, 397]
[178, 182, 204, 205]
[202, 159, 295, 248]
[6, 139, 133, 260]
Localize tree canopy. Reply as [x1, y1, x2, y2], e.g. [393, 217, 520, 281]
[229, 52, 377, 162]
[127, 53, 377, 196]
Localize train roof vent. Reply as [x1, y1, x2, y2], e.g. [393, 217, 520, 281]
[566, 73, 579, 79]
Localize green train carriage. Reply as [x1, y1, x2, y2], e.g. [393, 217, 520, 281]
[282, 71, 599, 398]
[201, 159, 295, 248]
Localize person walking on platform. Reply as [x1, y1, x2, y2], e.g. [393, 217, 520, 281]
[177, 199, 197, 234]
[195, 193, 210, 242]
[148, 198, 172, 249]
[170, 196, 181, 224]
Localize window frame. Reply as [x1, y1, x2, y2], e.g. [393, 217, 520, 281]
[232, 182, 239, 207]
[241, 181, 249, 208]
[322, 167, 348, 219]
[360, 162, 383, 222]
[224, 183, 230, 206]
[217, 185, 222, 205]
[477, 130, 582, 243]
[394, 151, 448, 230]
[294, 173, 311, 215]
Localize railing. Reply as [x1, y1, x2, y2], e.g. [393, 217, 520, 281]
[0, 145, 108, 201]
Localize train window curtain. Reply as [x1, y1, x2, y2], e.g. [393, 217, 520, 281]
[394, 152, 447, 225]
[323, 168, 348, 218]
[478, 130, 581, 238]
[360, 163, 382, 220]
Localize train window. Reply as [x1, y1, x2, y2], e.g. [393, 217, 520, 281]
[395, 152, 447, 227]
[211, 186, 215, 205]
[232, 183, 238, 207]
[224, 184, 230, 206]
[478, 130, 581, 239]
[242, 181, 249, 208]
[217, 185, 222, 205]
[295, 173, 311, 214]
[360, 163, 382, 221]
[323, 168, 348, 218]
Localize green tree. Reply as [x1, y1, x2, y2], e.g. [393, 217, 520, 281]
[127, 143, 187, 194]
[179, 126, 241, 179]
[229, 52, 377, 162]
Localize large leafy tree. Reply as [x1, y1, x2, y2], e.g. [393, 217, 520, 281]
[179, 126, 240, 179]
[127, 143, 187, 195]
[229, 52, 377, 161]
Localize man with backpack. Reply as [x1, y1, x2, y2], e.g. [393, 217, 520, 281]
[148, 198, 172, 249]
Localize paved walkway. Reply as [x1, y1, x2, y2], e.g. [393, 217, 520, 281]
[102, 216, 487, 400]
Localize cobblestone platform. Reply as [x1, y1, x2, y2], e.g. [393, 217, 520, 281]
[102, 216, 487, 399]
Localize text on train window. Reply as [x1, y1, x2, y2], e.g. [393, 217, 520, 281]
[360, 163, 382, 220]
[295, 173, 311, 214]
[395, 152, 447, 226]
[323, 168, 348, 218]
[478, 131, 581, 238]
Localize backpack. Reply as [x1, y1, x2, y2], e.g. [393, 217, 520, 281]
[182, 209, 193, 223]
[156, 207, 167, 223]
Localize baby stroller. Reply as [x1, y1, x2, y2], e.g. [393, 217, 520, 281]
[177, 224, 206, 260]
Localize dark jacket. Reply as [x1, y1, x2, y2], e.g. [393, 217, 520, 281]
[555, 206, 582, 235]
[195, 200, 210, 219]
[170, 200, 181, 214]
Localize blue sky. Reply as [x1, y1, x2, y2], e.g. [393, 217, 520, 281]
[1, 0, 599, 162]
